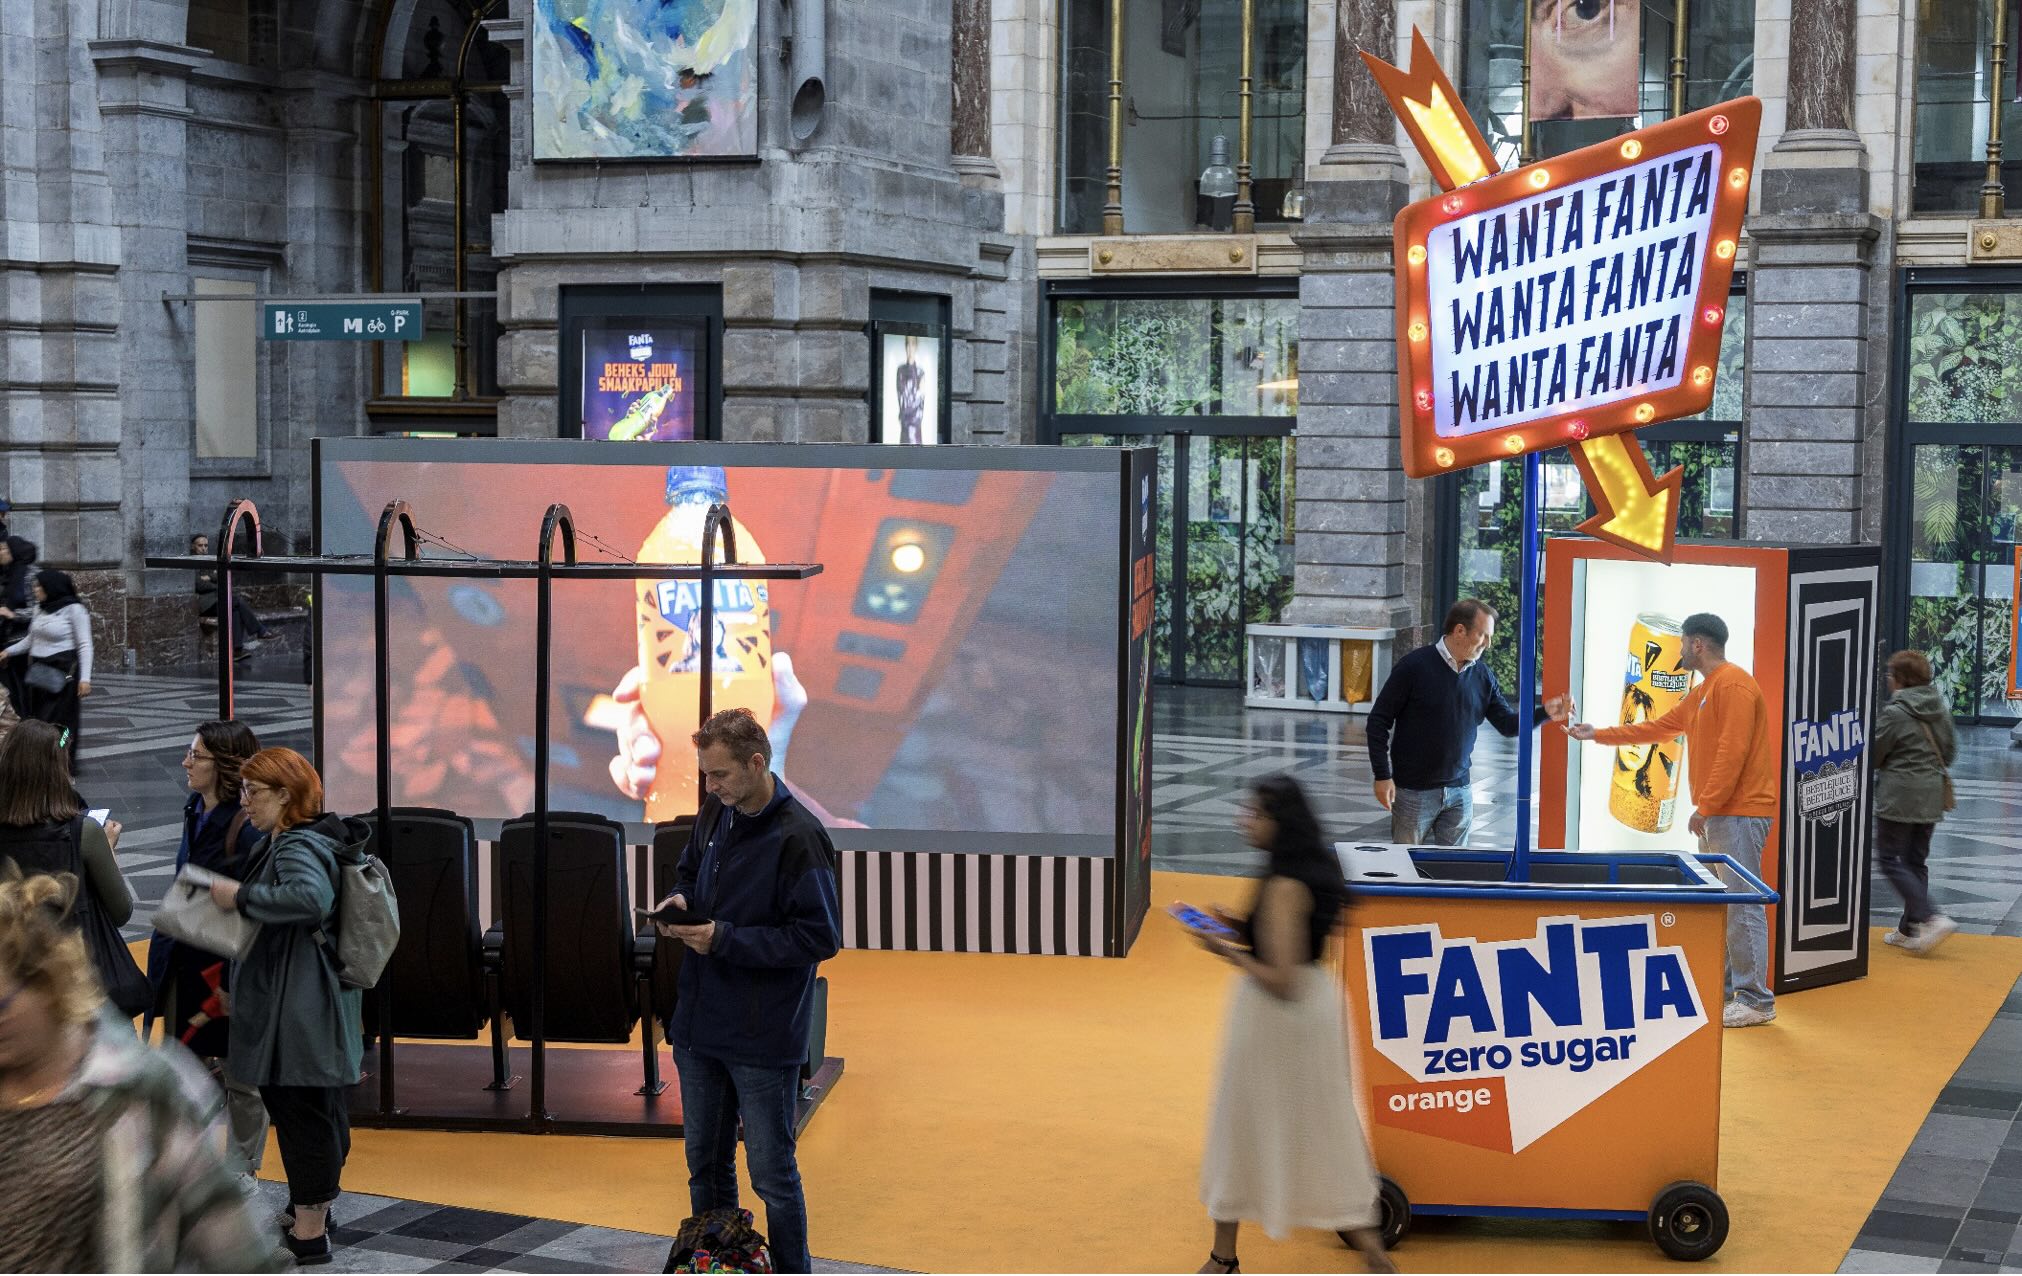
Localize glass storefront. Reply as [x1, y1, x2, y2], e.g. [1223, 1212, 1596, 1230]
[1048, 283, 1298, 684]
[1911, 0, 2022, 213]
[1898, 282, 2022, 720]
[1445, 286, 1747, 695]
[1058, 0, 1306, 233]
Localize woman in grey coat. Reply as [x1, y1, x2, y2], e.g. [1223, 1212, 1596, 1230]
[1871, 651, 1959, 955]
[208, 746, 368, 1268]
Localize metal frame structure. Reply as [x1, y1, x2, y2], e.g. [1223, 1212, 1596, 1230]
[147, 499, 832, 1137]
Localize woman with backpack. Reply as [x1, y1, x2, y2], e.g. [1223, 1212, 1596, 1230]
[1873, 650, 1960, 954]
[146, 720, 269, 1177]
[206, 747, 370, 1267]
[0, 720, 148, 1022]
[1191, 773, 1393, 1274]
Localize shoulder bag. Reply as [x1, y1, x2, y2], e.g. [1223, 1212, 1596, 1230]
[152, 862, 261, 962]
[66, 817, 153, 1017]
[23, 660, 68, 696]
[1911, 716, 1958, 812]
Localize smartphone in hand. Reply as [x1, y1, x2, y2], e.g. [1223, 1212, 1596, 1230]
[1167, 901, 1240, 940]
[635, 899, 710, 927]
[86, 808, 110, 826]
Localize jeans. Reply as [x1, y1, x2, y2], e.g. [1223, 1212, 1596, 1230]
[1702, 815, 1774, 1012]
[260, 1084, 350, 1206]
[675, 1044, 810, 1273]
[1390, 784, 1473, 846]
[1877, 818, 1937, 934]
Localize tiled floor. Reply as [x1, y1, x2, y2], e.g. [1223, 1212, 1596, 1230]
[73, 673, 2022, 1272]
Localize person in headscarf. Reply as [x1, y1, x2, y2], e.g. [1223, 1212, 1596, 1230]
[0, 537, 38, 712]
[0, 570, 94, 769]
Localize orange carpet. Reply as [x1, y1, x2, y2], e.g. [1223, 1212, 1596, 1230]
[206, 871, 2022, 1272]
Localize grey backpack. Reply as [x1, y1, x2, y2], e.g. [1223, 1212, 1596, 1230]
[319, 844, 401, 990]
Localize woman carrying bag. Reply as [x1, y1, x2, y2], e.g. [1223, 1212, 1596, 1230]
[1873, 650, 1960, 954]
[0, 569, 94, 770]
[0, 720, 149, 1021]
[208, 747, 370, 1267]
[147, 719, 269, 1175]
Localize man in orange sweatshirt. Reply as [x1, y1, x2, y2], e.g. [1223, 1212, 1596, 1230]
[1570, 613, 1780, 1027]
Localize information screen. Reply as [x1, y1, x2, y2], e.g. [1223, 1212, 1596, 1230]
[316, 442, 1124, 839]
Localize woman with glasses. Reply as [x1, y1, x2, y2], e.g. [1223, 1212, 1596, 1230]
[0, 720, 147, 1021]
[206, 747, 368, 1267]
[0, 869, 274, 1272]
[146, 721, 268, 1176]
[1192, 773, 1392, 1275]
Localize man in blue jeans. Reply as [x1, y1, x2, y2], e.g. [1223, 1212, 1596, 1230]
[1366, 599, 1572, 845]
[653, 707, 842, 1273]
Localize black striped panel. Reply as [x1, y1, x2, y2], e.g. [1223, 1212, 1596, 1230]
[834, 851, 1111, 956]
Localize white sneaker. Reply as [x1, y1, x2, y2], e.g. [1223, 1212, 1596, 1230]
[1884, 929, 1908, 947]
[1912, 916, 1959, 953]
[1723, 1001, 1776, 1028]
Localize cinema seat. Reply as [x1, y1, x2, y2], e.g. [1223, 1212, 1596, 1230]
[493, 811, 668, 1095]
[359, 807, 511, 1090]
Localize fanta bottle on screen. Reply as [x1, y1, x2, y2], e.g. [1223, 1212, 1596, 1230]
[636, 465, 775, 820]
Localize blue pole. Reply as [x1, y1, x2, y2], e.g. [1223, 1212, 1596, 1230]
[1512, 451, 1543, 881]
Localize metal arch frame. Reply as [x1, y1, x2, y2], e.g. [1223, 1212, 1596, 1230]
[370, 501, 420, 1115]
[529, 502, 577, 1122]
[212, 499, 264, 721]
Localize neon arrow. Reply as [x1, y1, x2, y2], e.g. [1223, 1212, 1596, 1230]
[1570, 434, 1685, 561]
[1359, 30, 1496, 191]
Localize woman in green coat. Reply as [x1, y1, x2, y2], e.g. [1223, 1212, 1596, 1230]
[1871, 651, 1959, 955]
[208, 746, 368, 1268]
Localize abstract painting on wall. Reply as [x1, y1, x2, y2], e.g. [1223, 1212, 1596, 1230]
[532, 0, 758, 161]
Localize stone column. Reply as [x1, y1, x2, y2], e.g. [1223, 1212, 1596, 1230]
[1285, 0, 1414, 632]
[951, 0, 1000, 188]
[1743, 0, 1882, 545]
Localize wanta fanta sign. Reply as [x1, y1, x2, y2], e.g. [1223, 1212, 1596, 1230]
[1362, 913, 1709, 1153]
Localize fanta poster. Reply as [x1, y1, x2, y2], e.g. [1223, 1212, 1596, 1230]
[531, 0, 758, 161]
[580, 324, 700, 442]
[1364, 914, 1707, 1153]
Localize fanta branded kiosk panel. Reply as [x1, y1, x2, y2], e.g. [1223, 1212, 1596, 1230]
[1337, 843, 1777, 1258]
[1540, 538, 1882, 995]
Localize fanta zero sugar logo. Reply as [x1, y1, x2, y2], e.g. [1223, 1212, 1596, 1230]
[1365, 915, 1706, 1152]
[629, 331, 654, 361]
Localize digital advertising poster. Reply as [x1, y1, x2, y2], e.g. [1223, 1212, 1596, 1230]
[314, 442, 1127, 848]
[578, 322, 701, 442]
[1530, 0, 1641, 121]
[878, 330, 942, 445]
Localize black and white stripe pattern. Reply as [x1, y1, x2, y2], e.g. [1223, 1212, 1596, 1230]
[837, 851, 1113, 956]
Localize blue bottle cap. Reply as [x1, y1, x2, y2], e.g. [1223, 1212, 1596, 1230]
[665, 465, 728, 504]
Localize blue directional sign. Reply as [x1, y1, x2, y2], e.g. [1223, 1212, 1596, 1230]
[261, 300, 423, 342]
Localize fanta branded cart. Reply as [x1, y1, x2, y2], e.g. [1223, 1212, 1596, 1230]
[1335, 842, 1777, 1261]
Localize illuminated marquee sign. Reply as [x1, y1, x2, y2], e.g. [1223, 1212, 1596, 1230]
[1393, 100, 1759, 480]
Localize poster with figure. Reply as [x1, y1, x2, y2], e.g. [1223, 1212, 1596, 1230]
[879, 331, 943, 445]
[577, 322, 702, 441]
[1531, 0, 1642, 120]
[532, 0, 758, 161]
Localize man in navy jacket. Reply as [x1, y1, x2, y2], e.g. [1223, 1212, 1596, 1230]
[653, 707, 842, 1274]
[1365, 599, 1572, 846]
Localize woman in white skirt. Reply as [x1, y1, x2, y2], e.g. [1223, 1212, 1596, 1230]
[1195, 774, 1391, 1274]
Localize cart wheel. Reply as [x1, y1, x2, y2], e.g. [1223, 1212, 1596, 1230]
[1342, 1176, 1410, 1251]
[1648, 1181, 1728, 1261]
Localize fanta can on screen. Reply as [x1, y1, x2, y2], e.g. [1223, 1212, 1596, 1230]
[1609, 613, 1692, 834]
[636, 466, 775, 820]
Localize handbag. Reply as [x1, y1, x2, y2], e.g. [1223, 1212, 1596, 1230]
[663, 1208, 773, 1273]
[1912, 717, 1958, 812]
[61, 818, 151, 1018]
[152, 864, 261, 961]
[23, 660, 68, 696]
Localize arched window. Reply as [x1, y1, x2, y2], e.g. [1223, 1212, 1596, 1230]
[367, 0, 510, 432]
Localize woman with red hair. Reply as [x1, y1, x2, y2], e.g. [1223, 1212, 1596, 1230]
[207, 747, 371, 1267]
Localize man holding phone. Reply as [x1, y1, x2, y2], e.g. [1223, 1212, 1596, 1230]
[649, 707, 841, 1274]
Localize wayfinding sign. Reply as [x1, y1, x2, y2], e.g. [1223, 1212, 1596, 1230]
[261, 300, 423, 342]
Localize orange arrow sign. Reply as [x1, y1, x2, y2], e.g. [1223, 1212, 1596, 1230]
[1570, 433, 1685, 561]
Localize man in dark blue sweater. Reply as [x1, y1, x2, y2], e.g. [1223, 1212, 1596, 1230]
[1365, 599, 1572, 846]
[652, 707, 842, 1273]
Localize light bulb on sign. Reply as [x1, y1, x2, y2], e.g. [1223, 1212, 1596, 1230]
[1633, 403, 1656, 423]
[1703, 306, 1724, 325]
[1692, 365, 1714, 387]
[891, 542, 927, 574]
[1407, 245, 1427, 266]
[1408, 321, 1428, 343]
[1619, 139, 1642, 160]
[1715, 239, 1736, 260]
[1434, 447, 1456, 468]
[1708, 115, 1730, 136]
[1441, 194, 1464, 215]
[1528, 169, 1551, 190]
[1415, 388, 1434, 412]
[1728, 167, 1748, 189]
[1567, 419, 1589, 440]
[1504, 434, 1524, 454]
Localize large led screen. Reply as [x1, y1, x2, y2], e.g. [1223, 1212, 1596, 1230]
[316, 442, 1124, 843]
[1565, 557, 1758, 854]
